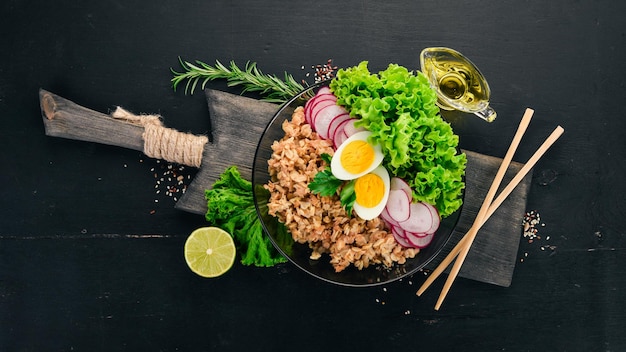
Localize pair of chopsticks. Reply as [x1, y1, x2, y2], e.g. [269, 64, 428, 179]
[416, 108, 564, 310]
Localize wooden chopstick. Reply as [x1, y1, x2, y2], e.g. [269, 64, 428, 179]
[430, 108, 535, 310]
[416, 125, 564, 299]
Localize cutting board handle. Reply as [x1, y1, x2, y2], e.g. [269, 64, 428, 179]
[39, 89, 145, 152]
[39, 89, 208, 168]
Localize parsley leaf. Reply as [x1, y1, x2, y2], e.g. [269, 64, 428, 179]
[308, 169, 343, 196]
[308, 153, 342, 196]
[309, 153, 356, 216]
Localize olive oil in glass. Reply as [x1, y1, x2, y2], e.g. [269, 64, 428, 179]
[420, 47, 496, 122]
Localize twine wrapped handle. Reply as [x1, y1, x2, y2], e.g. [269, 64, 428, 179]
[111, 107, 208, 168]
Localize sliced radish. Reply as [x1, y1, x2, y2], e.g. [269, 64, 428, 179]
[306, 91, 335, 113]
[310, 100, 338, 129]
[385, 189, 411, 223]
[398, 202, 434, 234]
[308, 98, 337, 126]
[334, 131, 348, 149]
[327, 114, 352, 144]
[310, 93, 336, 105]
[390, 177, 413, 200]
[342, 119, 367, 137]
[315, 105, 347, 140]
[304, 98, 313, 119]
[391, 226, 413, 248]
[380, 207, 400, 228]
[317, 86, 332, 95]
[304, 93, 333, 121]
[422, 202, 441, 234]
[332, 118, 353, 148]
[404, 231, 435, 248]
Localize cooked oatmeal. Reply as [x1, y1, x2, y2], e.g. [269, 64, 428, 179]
[264, 106, 419, 272]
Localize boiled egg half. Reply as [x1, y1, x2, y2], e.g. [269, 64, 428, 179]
[331, 131, 385, 180]
[352, 165, 391, 220]
[330, 131, 390, 220]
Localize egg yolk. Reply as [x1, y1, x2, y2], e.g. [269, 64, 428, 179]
[354, 173, 385, 208]
[340, 140, 375, 175]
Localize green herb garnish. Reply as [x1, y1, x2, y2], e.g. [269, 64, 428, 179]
[339, 180, 356, 217]
[308, 153, 342, 196]
[308, 153, 355, 216]
[205, 166, 289, 267]
[329, 61, 466, 217]
[171, 58, 306, 103]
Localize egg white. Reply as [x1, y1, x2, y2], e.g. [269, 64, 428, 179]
[353, 165, 391, 220]
[331, 131, 384, 181]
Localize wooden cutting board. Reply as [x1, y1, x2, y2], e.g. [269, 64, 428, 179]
[178, 89, 532, 287]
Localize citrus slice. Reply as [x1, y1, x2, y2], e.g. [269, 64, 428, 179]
[184, 227, 236, 278]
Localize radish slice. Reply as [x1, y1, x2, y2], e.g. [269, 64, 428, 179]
[309, 98, 336, 121]
[342, 119, 367, 137]
[309, 99, 337, 129]
[306, 91, 335, 113]
[315, 105, 347, 140]
[398, 202, 433, 234]
[304, 93, 335, 122]
[390, 177, 413, 200]
[391, 226, 413, 248]
[332, 118, 353, 148]
[334, 131, 348, 149]
[385, 189, 411, 223]
[317, 86, 332, 95]
[327, 113, 352, 144]
[422, 202, 441, 234]
[310, 93, 336, 105]
[404, 231, 434, 248]
[380, 207, 400, 228]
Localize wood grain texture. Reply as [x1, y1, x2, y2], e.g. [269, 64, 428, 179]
[39, 89, 145, 152]
[426, 150, 533, 287]
[174, 90, 280, 214]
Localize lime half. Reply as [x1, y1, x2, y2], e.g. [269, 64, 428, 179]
[184, 227, 236, 278]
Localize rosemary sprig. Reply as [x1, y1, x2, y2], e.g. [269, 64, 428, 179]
[171, 58, 307, 103]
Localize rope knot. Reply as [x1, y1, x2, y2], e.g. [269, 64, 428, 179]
[111, 107, 208, 168]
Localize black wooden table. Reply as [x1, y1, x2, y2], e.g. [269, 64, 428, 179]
[1, 1, 625, 351]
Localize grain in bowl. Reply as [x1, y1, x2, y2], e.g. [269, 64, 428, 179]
[264, 107, 419, 273]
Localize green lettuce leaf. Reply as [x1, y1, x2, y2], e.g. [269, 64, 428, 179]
[205, 166, 289, 267]
[329, 61, 466, 217]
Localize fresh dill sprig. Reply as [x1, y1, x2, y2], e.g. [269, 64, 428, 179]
[171, 58, 307, 103]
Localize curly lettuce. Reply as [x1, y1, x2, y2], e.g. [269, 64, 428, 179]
[329, 61, 466, 217]
[205, 166, 290, 266]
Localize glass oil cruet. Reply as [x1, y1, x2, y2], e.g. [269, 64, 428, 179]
[420, 47, 497, 122]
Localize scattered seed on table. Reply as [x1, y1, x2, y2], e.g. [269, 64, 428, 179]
[146, 159, 194, 205]
[522, 210, 543, 241]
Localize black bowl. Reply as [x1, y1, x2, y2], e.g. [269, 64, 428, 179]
[252, 81, 462, 287]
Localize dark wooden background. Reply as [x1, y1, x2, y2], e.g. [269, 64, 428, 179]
[1, 1, 625, 351]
